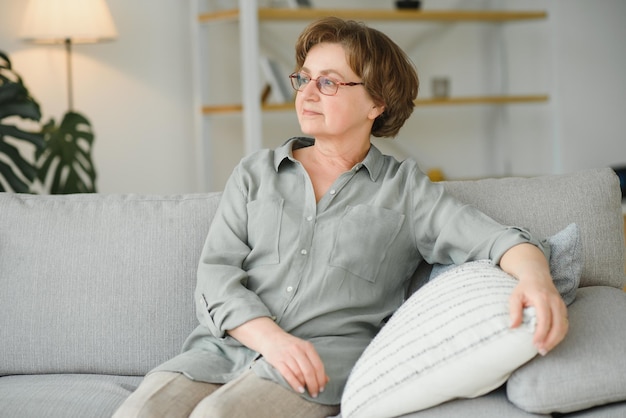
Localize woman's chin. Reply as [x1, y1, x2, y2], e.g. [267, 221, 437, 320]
[297, 124, 319, 137]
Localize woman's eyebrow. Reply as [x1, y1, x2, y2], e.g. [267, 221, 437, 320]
[300, 66, 345, 78]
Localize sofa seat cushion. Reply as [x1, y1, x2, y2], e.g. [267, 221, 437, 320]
[560, 401, 626, 417]
[0, 374, 141, 418]
[391, 386, 548, 418]
[341, 260, 538, 418]
[332, 386, 548, 418]
[507, 286, 626, 414]
[564, 402, 626, 418]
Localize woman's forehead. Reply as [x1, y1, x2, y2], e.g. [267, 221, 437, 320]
[303, 43, 356, 77]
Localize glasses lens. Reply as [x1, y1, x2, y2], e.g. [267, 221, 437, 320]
[290, 73, 340, 95]
[290, 73, 306, 91]
[317, 77, 337, 95]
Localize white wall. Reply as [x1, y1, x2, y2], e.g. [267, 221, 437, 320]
[1, 0, 625, 193]
[551, 1, 626, 173]
[0, 0, 196, 194]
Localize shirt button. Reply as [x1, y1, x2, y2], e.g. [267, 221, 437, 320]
[300, 249, 308, 255]
[306, 216, 313, 222]
[329, 189, 336, 195]
[286, 286, 294, 292]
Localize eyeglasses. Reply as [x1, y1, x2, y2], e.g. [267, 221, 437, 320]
[289, 72, 364, 96]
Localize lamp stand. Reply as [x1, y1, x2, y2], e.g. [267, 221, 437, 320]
[64, 38, 73, 111]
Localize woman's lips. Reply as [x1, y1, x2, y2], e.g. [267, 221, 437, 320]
[302, 108, 321, 116]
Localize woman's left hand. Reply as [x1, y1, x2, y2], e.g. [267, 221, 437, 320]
[500, 243, 569, 356]
[509, 273, 568, 355]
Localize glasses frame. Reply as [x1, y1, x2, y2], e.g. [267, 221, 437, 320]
[289, 72, 364, 96]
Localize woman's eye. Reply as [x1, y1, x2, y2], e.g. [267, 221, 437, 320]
[320, 77, 336, 87]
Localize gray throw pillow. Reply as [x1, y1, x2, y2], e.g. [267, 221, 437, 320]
[507, 286, 626, 414]
[545, 223, 582, 306]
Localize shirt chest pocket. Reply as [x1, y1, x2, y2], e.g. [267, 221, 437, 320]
[245, 198, 284, 268]
[329, 205, 405, 283]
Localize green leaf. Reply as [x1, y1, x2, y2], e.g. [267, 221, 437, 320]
[37, 111, 98, 194]
[0, 50, 44, 192]
[0, 99, 42, 121]
[0, 124, 46, 148]
[0, 51, 12, 70]
[0, 140, 38, 181]
[0, 159, 31, 193]
[0, 69, 41, 121]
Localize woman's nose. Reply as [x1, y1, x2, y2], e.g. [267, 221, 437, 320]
[300, 80, 319, 98]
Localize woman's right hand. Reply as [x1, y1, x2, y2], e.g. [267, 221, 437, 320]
[227, 317, 329, 398]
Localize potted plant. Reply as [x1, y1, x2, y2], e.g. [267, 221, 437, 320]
[0, 51, 97, 194]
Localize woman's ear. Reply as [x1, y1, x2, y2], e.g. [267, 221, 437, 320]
[368, 104, 385, 120]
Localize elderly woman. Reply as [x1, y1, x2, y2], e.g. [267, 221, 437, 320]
[114, 17, 567, 418]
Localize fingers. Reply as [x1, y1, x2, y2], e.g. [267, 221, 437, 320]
[509, 285, 568, 356]
[228, 318, 329, 397]
[530, 293, 568, 355]
[292, 342, 328, 397]
[278, 360, 308, 395]
[268, 337, 328, 398]
[538, 302, 569, 354]
[508, 292, 524, 329]
[529, 292, 552, 354]
[306, 344, 330, 394]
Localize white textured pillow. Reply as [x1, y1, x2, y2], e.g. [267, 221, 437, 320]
[341, 260, 538, 418]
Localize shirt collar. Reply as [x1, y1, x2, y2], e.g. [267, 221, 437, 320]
[274, 137, 384, 182]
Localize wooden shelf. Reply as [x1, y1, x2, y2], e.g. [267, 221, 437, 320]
[198, 9, 239, 22]
[199, 8, 547, 23]
[202, 94, 549, 114]
[416, 94, 549, 106]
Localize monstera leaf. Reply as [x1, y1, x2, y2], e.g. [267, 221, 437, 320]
[36, 111, 97, 194]
[1, 50, 98, 194]
[0, 51, 45, 193]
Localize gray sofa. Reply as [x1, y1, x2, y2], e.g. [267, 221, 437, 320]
[1, 167, 625, 418]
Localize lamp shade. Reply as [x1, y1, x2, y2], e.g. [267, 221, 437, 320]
[20, 0, 117, 44]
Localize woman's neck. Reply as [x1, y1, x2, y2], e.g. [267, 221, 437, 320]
[292, 137, 371, 202]
[307, 137, 370, 171]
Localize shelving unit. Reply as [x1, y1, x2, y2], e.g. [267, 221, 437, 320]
[192, 0, 549, 190]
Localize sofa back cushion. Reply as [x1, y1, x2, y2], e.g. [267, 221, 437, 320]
[0, 193, 220, 376]
[440, 168, 624, 289]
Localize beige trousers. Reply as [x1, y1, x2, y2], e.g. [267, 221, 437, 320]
[112, 371, 340, 418]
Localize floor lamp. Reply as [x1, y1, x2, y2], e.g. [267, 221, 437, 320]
[19, 0, 117, 111]
[19, 0, 117, 194]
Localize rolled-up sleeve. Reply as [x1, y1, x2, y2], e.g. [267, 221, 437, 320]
[410, 168, 549, 266]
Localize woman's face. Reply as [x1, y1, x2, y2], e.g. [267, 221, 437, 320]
[294, 42, 383, 141]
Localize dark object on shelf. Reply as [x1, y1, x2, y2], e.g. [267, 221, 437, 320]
[287, 0, 312, 7]
[612, 165, 626, 200]
[395, 0, 422, 10]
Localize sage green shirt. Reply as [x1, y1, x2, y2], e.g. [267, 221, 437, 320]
[154, 137, 542, 405]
